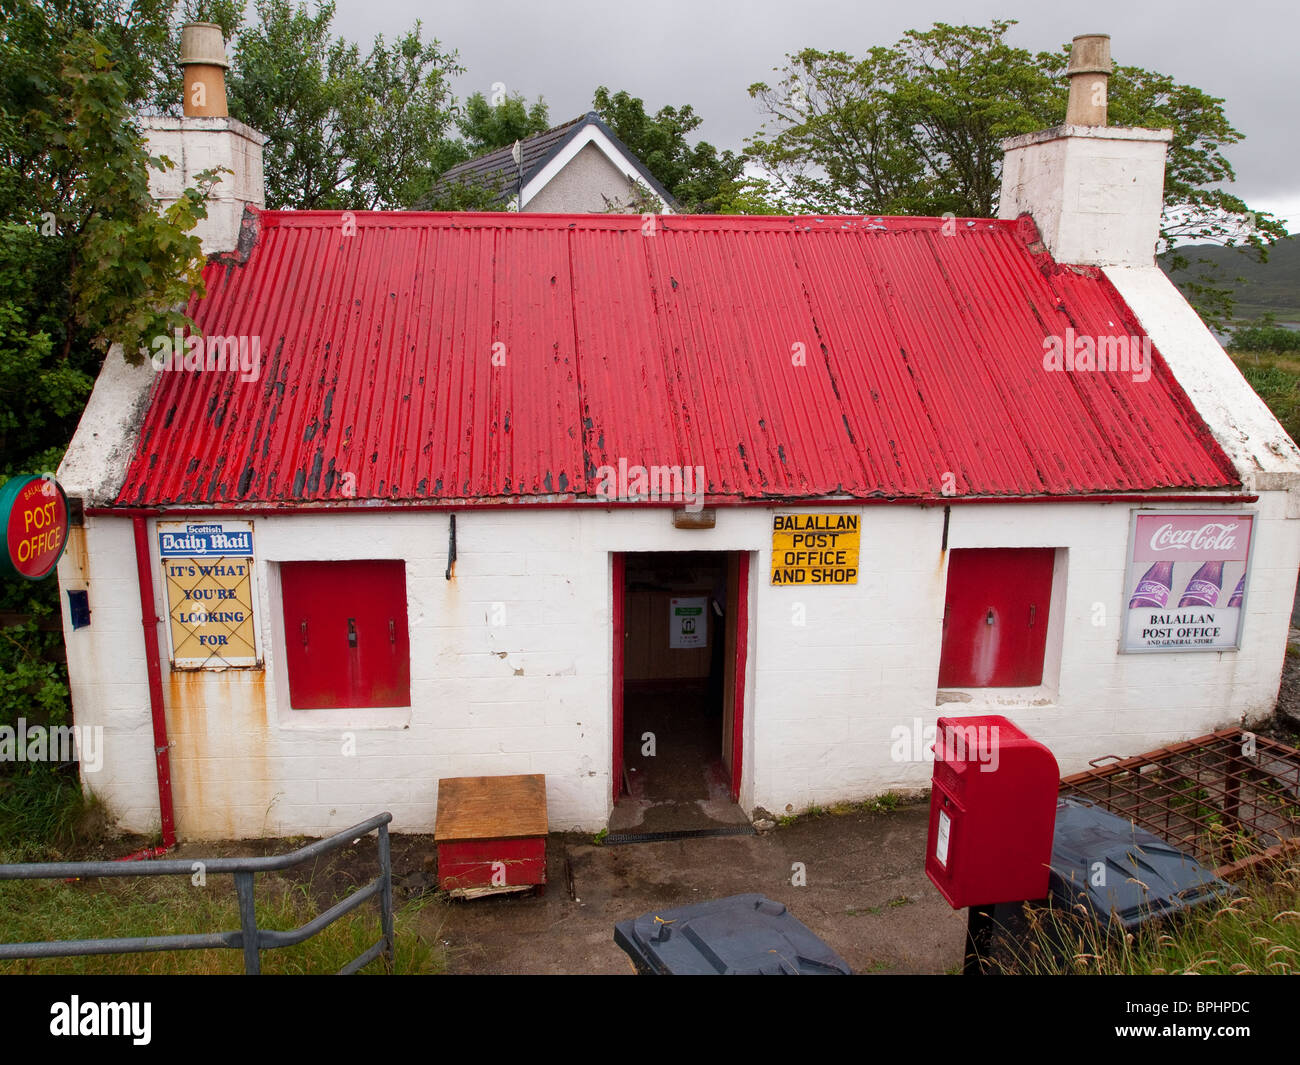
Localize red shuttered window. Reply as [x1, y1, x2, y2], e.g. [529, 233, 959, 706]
[280, 560, 411, 709]
[939, 549, 1055, 688]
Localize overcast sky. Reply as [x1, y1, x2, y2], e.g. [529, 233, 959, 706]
[326, 0, 1298, 232]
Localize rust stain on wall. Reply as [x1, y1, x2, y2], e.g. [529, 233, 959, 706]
[64, 525, 90, 581]
[167, 667, 271, 840]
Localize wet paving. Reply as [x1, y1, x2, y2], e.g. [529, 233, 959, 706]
[609, 688, 751, 834]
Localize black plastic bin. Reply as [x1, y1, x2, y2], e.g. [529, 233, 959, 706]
[614, 893, 852, 975]
[987, 796, 1234, 969]
[1046, 797, 1233, 930]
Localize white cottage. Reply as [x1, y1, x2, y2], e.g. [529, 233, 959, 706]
[429, 110, 680, 213]
[55, 33, 1300, 842]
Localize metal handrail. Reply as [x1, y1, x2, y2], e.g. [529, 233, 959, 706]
[0, 812, 395, 974]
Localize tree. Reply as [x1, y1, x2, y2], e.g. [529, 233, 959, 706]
[225, 0, 463, 210]
[0, 0, 215, 467]
[747, 20, 1285, 325]
[748, 23, 1060, 217]
[337, 26, 467, 209]
[417, 173, 508, 212]
[714, 176, 786, 216]
[0, 0, 217, 758]
[1091, 56, 1283, 326]
[592, 87, 746, 213]
[459, 90, 550, 156]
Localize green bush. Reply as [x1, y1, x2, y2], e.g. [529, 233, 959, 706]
[0, 526, 79, 855]
[0, 591, 69, 732]
[1230, 323, 1300, 353]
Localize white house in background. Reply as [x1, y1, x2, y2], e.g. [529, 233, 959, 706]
[428, 110, 679, 213]
[53, 31, 1300, 842]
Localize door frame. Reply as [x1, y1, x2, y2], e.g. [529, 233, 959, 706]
[728, 553, 749, 803]
[611, 551, 749, 805]
[612, 553, 625, 803]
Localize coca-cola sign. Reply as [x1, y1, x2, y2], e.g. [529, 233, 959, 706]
[1122, 510, 1254, 654]
[1133, 514, 1252, 563]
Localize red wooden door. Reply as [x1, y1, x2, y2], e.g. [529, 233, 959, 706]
[939, 548, 1055, 688]
[281, 560, 410, 709]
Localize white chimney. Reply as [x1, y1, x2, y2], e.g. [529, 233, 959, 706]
[140, 22, 266, 256]
[998, 34, 1172, 267]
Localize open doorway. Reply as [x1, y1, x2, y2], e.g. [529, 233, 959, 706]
[611, 551, 749, 833]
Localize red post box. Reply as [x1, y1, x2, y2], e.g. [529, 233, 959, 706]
[925, 714, 1059, 909]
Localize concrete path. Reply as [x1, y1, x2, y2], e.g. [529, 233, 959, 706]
[425, 803, 967, 975]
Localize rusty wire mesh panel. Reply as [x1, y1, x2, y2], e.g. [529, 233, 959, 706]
[1059, 729, 1300, 879]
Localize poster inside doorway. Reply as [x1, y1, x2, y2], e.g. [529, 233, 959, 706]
[1121, 512, 1253, 653]
[669, 596, 707, 649]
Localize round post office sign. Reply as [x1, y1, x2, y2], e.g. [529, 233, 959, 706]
[1, 474, 70, 580]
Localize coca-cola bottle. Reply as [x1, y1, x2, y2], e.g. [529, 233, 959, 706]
[1129, 561, 1174, 609]
[1178, 561, 1225, 607]
[1227, 574, 1245, 607]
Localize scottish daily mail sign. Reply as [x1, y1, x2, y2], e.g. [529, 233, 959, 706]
[770, 513, 860, 585]
[158, 521, 259, 668]
[158, 525, 252, 557]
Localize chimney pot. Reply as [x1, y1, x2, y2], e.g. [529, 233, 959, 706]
[179, 21, 229, 118]
[1065, 33, 1111, 126]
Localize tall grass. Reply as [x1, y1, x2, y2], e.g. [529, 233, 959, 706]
[0, 765, 101, 861]
[1229, 350, 1300, 443]
[992, 862, 1300, 975]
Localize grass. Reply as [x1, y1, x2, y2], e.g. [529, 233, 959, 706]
[0, 768, 447, 974]
[991, 861, 1300, 975]
[778, 791, 905, 826]
[1229, 349, 1300, 443]
[0, 864, 447, 975]
[0, 765, 103, 861]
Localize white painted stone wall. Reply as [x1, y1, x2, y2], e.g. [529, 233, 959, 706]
[57, 519, 160, 832]
[138, 115, 266, 255]
[58, 346, 157, 506]
[59, 493, 1298, 841]
[999, 125, 1172, 267]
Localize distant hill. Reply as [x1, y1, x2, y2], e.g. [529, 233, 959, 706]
[1159, 235, 1300, 322]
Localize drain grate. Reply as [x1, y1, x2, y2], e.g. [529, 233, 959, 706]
[603, 826, 757, 845]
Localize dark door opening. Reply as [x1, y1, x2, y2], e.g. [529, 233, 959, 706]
[611, 551, 748, 832]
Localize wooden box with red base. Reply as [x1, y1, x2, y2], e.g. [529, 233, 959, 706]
[435, 774, 548, 898]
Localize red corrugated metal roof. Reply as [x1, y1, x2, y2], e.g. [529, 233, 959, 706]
[115, 210, 1239, 506]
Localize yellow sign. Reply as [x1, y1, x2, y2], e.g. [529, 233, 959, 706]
[158, 521, 258, 668]
[771, 513, 860, 585]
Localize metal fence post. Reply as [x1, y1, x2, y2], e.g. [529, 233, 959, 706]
[0, 812, 396, 972]
[235, 871, 261, 974]
[378, 822, 395, 973]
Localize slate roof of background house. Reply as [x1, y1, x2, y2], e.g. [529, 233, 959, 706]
[114, 209, 1240, 507]
[424, 111, 680, 211]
